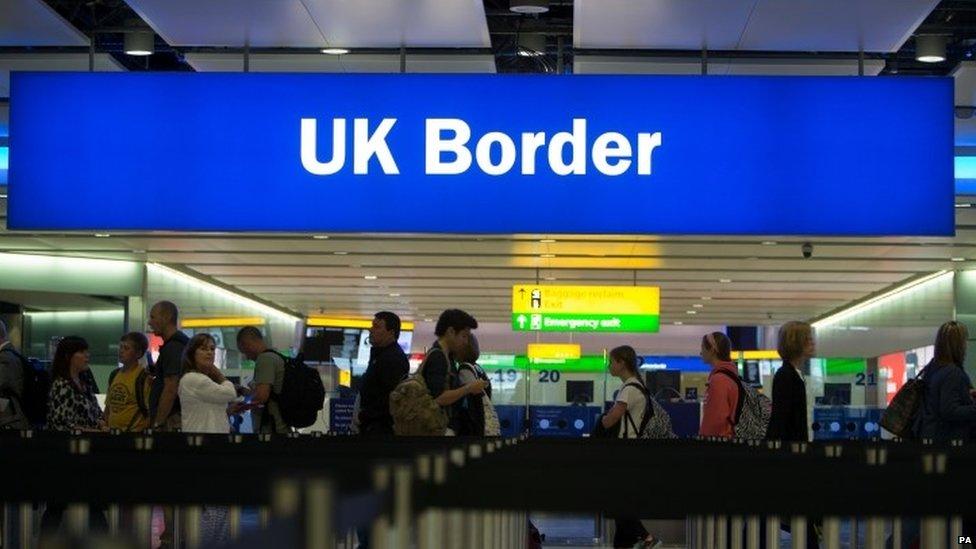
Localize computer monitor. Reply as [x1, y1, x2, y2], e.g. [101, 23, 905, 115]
[565, 380, 594, 404]
[645, 370, 682, 400]
[823, 383, 852, 406]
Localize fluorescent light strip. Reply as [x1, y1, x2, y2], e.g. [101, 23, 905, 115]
[148, 263, 300, 324]
[811, 270, 951, 330]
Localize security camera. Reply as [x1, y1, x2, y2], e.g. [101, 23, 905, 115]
[802, 242, 814, 259]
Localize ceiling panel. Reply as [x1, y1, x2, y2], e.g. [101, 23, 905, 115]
[574, 56, 885, 76]
[0, 0, 89, 47]
[128, 0, 490, 48]
[738, 0, 938, 53]
[186, 53, 496, 74]
[574, 0, 937, 52]
[300, 0, 490, 48]
[0, 54, 125, 97]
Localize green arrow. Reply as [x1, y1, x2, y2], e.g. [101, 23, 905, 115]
[516, 314, 527, 328]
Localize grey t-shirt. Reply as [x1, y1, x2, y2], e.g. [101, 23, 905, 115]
[252, 350, 286, 433]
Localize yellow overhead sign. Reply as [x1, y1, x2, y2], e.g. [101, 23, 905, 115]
[512, 285, 660, 315]
[527, 343, 582, 360]
[306, 317, 416, 331]
[181, 316, 265, 328]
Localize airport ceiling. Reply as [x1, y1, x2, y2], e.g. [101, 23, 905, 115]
[2, 0, 976, 327]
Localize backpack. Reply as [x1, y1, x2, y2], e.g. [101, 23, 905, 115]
[622, 381, 676, 440]
[712, 369, 772, 439]
[389, 348, 450, 436]
[880, 367, 928, 439]
[1, 348, 51, 428]
[458, 362, 500, 437]
[261, 350, 325, 429]
[107, 366, 150, 431]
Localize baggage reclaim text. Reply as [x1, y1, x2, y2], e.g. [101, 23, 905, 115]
[300, 118, 663, 177]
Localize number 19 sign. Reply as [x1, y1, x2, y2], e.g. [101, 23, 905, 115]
[511, 285, 660, 333]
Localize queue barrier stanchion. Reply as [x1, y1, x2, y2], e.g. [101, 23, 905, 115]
[892, 517, 903, 549]
[950, 516, 963, 547]
[393, 464, 412, 549]
[866, 516, 885, 549]
[765, 515, 780, 549]
[107, 504, 120, 537]
[850, 516, 859, 549]
[921, 516, 948, 549]
[134, 505, 152, 549]
[822, 516, 842, 549]
[19, 503, 33, 549]
[229, 505, 242, 540]
[183, 505, 201, 549]
[790, 516, 807, 549]
[731, 515, 744, 549]
[370, 465, 391, 549]
[305, 477, 335, 549]
[746, 515, 760, 549]
[705, 514, 716, 548]
[66, 503, 88, 537]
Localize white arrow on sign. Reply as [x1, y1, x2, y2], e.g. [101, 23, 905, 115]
[516, 314, 527, 329]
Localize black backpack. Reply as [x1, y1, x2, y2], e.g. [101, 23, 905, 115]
[1, 348, 51, 428]
[261, 350, 325, 429]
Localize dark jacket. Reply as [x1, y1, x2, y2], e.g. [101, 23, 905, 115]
[916, 361, 976, 443]
[358, 342, 409, 435]
[767, 363, 809, 442]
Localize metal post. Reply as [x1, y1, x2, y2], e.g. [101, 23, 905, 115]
[705, 515, 716, 548]
[306, 478, 334, 549]
[716, 515, 728, 549]
[892, 517, 903, 549]
[921, 516, 947, 549]
[823, 517, 842, 549]
[134, 505, 152, 549]
[557, 36, 564, 74]
[731, 515, 744, 549]
[765, 515, 780, 549]
[66, 503, 89, 537]
[866, 517, 885, 549]
[400, 45, 406, 73]
[701, 47, 708, 75]
[172, 507, 183, 549]
[851, 516, 860, 548]
[858, 48, 865, 76]
[790, 516, 807, 549]
[746, 516, 760, 549]
[108, 505, 121, 537]
[18, 503, 32, 549]
[183, 506, 201, 549]
[393, 465, 411, 549]
[371, 467, 391, 549]
[466, 510, 483, 549]
[229, 506, 242, 540]
[259, 506, 271, 529]
[446, 510, 463, 548]
[89, 34, 95, 71]
[244, 42, 250, 73]
[950, 517, 963, 546]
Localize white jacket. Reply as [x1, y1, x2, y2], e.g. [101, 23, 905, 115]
[179, 372, 237, 434]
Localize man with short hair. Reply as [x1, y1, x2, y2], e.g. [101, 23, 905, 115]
[358, 312, 410, 436]
[0, 319, 29, 430]
[236, 326, 287, 434]
[423, 309, 487, 435]
[106, 332, 152, 432]
[147, 301, 187, 431]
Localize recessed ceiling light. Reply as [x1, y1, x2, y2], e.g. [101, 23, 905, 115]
[333, 251, 349, 255]
[701, 296, 712, 301]
[364, 275, 378, 280]
[673, 321, 684, 326]
[761, 241, 778, 246]
[321, 47, 350, 55]
[951, 257, 966, 262]
[719, 278, 732, 283]
[389, 293, 401, 297]
[124, 30, 154, 56]
[693, 304, 704, 308]
[686, 310, 697, 315]
[133, 249, 147, 254]
[540, 239, 557, 243]
[424, 318, 433, 322]
[540, 254, 556, 258]
[915, 35, 946, 63]
[312, 235, 329, 240]
[543, 276, 557, 281]
[94, 233, 111, 238]
[955, 203, 973, 209]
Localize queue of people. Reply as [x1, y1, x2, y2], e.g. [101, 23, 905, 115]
[2, 303, 976, 547]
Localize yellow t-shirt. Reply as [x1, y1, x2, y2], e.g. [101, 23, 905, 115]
[107, 366, 150, 432]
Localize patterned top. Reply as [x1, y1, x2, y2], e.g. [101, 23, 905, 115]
[47, 377, 104, 432]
